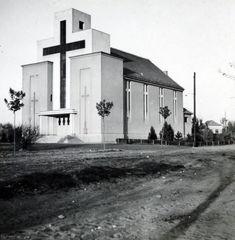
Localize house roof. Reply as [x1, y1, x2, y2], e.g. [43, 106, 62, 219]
[205, 120, 222, 127]
[183, 108, 193, 115]
[111, 48, 184, 91]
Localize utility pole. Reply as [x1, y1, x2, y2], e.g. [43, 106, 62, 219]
[193, 72, 196, 147]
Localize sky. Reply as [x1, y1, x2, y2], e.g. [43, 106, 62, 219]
[0, 0, 235, 125]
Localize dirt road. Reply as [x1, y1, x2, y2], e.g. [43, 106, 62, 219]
[0, 144, 235, 239]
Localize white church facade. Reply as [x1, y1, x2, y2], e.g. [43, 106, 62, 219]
[22, 8, 186, 143]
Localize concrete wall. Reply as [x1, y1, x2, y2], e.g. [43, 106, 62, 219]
[71, 8, 91, 32]
[70, 53, 102, 142]
[101, 54, 123, 141]
[22, 61, 53, 127]
[70, 52, 123, 142]
[126, 81, 184, 139]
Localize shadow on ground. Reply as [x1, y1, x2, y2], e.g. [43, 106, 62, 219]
[0, 162, 184, 199]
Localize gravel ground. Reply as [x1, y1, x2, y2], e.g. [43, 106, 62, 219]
[0, 144, 235, 240]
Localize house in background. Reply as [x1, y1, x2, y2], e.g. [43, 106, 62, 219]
[22, 8, 185, 143]
[205, 120, 223, 134]
[183, 108, 193, 137]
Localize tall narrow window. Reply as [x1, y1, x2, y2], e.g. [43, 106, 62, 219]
[126, 81, 131, 118]
[159, 88, 164, 122]
[60, 20, 66, 108]
[173, 91, 177, 122]
[144, 84, 149, 120]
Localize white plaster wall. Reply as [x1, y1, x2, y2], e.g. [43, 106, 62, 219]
[127, 83, 184, 139]
[70, 53, 102, 142]
[22, 62, 53, 128]
[101, 54, 123, 142]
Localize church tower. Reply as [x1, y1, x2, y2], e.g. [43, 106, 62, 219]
[22, 8, 123, 142]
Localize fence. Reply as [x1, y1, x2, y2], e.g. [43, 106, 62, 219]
[116, 138, 235, 147]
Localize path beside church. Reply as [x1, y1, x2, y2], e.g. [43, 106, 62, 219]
[0, 145, 235, 239]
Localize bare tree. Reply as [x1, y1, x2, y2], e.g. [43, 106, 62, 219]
[4, 88, 26, 154]
[218, 62, 235, 81]
[220, 117, 228, 133]
[96, 99, 113, 150]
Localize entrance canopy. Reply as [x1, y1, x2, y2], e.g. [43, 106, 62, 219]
[39, 109, 78, 117]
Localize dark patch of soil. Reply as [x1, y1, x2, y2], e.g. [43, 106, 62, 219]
[0, 162, 184, 199]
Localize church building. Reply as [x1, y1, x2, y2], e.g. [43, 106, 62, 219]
[22, 8, 185, 143]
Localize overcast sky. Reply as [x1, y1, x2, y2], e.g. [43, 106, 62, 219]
[1, 0, 235, 125]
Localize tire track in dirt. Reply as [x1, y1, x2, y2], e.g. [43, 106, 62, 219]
[159, 160, 235, 240]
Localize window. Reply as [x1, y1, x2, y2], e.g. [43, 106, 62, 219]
[79, 21, 84, 30]
[159, 88, 164, 122]
[144, 84, 149, 120]
[173, 91, 177, 122]
[126, 81, 131, 118]
[50, 94, 52, 102]
[184, 116, 188, 123]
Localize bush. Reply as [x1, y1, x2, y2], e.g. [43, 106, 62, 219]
[21, 125, 42, 149]
[175, 131, 183, 141]
[160, 122, 174, 142]
[148, 126, 157, 140]
[175, 131, 183, 145]
[202, 128, 214, 143]
[0, 123, 22, 143]
[0, 123, 42, 150]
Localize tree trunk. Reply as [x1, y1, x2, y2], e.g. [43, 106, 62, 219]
[14, 111, 16, 154]
[161, 120, 165, 146]
[103, 117, 105, 150]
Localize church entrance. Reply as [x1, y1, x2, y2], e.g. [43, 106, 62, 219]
[39, 109, 78, 136]
[57, 115, 70, 136]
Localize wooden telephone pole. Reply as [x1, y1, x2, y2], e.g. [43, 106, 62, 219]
[193, 72, 196, 147]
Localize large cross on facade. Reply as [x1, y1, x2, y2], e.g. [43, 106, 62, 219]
[144, 84, 148, 120]
[42, 20, 85, 108]
[31, 92, 38, 128]
[81, 86, 89, 134]
[173, 91, 177, 118]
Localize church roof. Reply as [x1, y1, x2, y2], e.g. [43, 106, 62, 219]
[111, 48, 184, 91]
[205, 120, 222, 127]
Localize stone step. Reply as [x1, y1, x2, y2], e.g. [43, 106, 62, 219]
[37, 135, 83, 143]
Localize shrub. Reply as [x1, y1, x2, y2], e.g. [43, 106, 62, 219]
[160, 122, 174, 142]
[0, 123, 22, 143]
[175, 131, 183, 145]
[21, 125, 42, 149]
[148, 126, 157, 140]
[175, 131, 183, 141]
[202, 128, 214, 143]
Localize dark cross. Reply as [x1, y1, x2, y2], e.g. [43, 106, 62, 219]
[31, 92, 38, 128]
[43, 20, 86, 108]
[81, 86, 89, 134]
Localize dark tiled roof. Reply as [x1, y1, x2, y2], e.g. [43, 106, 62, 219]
[205, 120, 222, 127]
[111, 48, 184, 91]
[183, 108, 193, 115]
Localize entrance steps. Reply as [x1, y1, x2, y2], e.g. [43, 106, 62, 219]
[37, 135, 84, 144]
